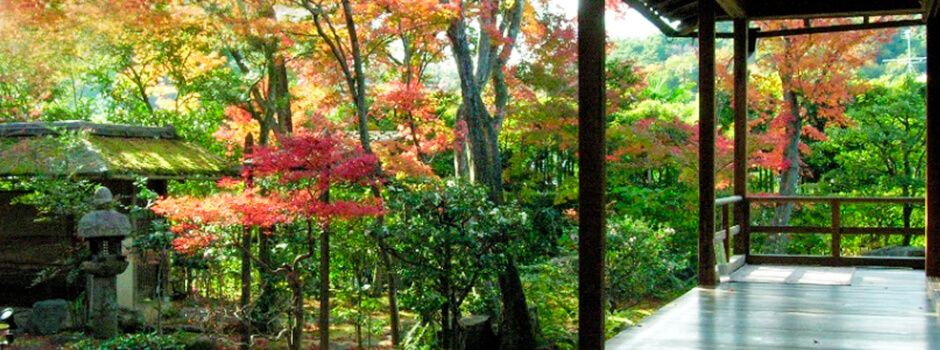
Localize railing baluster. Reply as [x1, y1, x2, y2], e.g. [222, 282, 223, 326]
[723, 203, 731, 258]
[831, 200, 841, 259]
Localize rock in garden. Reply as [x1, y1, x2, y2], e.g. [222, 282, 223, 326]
[10, 307, 30, 331]
[863, 246, 925, 257]
[28, 299, 69, 335]
[117, 307, 146, 333]
[458, 315, 498, 350]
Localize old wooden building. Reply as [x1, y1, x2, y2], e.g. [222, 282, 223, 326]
[0, 121, 233, 307]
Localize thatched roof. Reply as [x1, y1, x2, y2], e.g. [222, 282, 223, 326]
[625, 0, 927, 36]
[0, 121, 236, 179]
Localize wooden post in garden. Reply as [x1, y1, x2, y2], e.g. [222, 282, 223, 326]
[698, 0, 718, 287]
[733, 19, 751, 257]
[578, 0, 606, 348]
[927, 10, 940, 277]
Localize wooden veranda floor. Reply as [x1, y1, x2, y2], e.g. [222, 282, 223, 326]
[606, 267, 940, 349]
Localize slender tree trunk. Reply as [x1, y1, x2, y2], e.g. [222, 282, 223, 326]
[454, 106, 471, 179]
[319, 189, 332, 350]
[274, 57, 292, 134]
[381, 251, 401, 346]
[242, 134, 256, 349]
[337, 0, 373, 155]
[442, 239, 454, 350]
[255, 228, 274, 333]
[902, 186, 914, 246]
[240, 226, 252, 350]
[902, 150, 914, 246]
[441, 300, 452, 350]
[771, 90, 802, 253]
[775, 90, 802, 225]
[289, 273, 304, 350]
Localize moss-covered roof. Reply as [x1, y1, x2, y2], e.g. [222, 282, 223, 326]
[0, 122, 235, 179]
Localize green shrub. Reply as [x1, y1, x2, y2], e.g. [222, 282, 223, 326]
[520, 258, 578, 349]
[606, 215, 691, 306]
[68, 332, 185, 350]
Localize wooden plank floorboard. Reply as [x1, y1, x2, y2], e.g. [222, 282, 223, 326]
[607, 267, 940, 349]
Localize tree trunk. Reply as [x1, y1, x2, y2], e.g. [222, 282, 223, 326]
[902, 150, 914, 246]
[289, 273, 304, 350]
[446, 6, 535, 350]
[240, 226, 252, 350]
[446, 20, 502, 202]
[442, 237, 458, 350]
[274, 57, 292, 134]
[319, 193, 331, 350]
[255, 228, 275, 333]
[381, 251, 401, 346]
[497, 258, 537, 350]
[454, 105, 471, 179]
[772, 90, 802, 253]
[338, 0, 373, 155]
[775, 90, 802, 224]
[902, 185, 914, 246]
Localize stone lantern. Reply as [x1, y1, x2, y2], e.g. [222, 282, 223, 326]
[77, 187, 131, 339]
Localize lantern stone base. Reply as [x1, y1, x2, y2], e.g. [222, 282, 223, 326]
[82, 257, 129, 339]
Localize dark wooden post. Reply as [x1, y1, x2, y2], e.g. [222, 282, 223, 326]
[578, 0, 606, 347]
[927, 15, 940, 277]
[698, 0, 718, 287]
[733, 19, 751, 257]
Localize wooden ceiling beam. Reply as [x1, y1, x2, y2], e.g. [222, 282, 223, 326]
[745, 0, 921, 19]
[754, 18, 923, 37]
[716, 0, 746, 18]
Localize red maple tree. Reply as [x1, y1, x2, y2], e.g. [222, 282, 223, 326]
[152, 131, 382, 350]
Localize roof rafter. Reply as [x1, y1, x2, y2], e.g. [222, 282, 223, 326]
[716, 0, 746, 18]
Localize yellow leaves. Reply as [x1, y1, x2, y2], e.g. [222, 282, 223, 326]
[373, 139, 438, 179]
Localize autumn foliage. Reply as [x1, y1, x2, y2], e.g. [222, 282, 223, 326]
[742, 19, 895, 174]
[152, 132, 383, 253]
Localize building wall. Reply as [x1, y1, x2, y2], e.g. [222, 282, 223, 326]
[0, 191, 79, 306]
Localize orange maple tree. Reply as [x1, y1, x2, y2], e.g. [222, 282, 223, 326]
[738, 20, 895, 228]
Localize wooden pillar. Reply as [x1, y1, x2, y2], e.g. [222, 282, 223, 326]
[577, 0, 606, 347]
[698, 0, 718, 287]
[927, 16, 940, 277]
[733, 19, 751, 257]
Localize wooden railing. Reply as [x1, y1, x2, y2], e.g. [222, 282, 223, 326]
[714, 196, 743, 265]
[738, 196, 926, 268]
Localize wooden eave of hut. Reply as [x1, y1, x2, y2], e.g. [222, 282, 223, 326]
[0, 121, 237, 180]
[623, 0, 926, 37]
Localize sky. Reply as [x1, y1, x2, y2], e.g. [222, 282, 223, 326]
[556, 2, 663, 39]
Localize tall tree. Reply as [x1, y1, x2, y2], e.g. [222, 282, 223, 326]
[443, 0, 537, 348]
[820, 75, 926, 245]
[749, 20, 894, 229]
